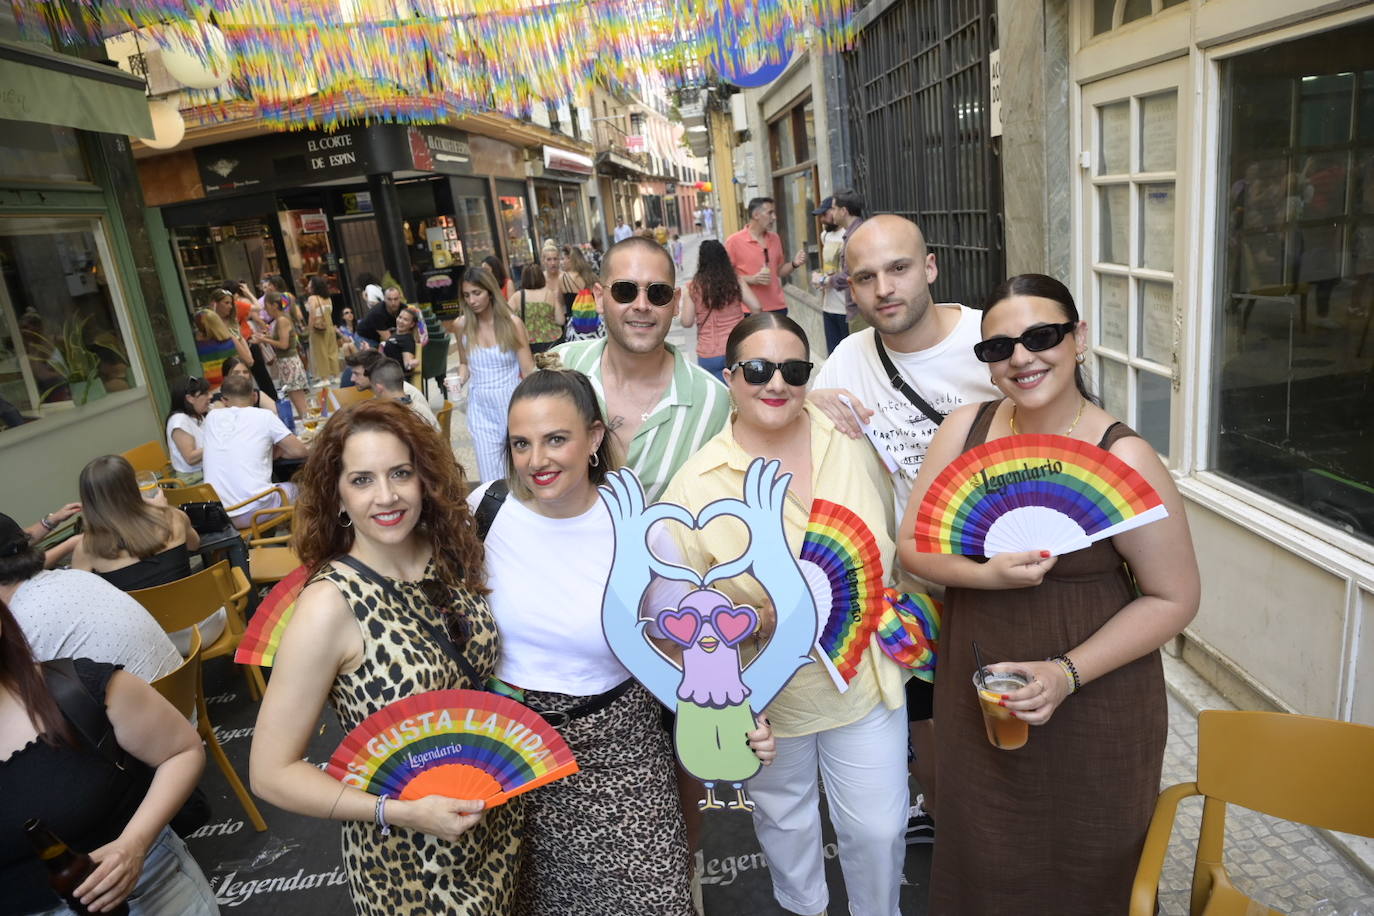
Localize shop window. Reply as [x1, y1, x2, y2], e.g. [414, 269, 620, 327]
[534, 182, 586, 247]
[0, 216, 140, 428]
[0, 119, 90, 184]
[1213, 21, 1374, 544]
[1083, 67, 1182, 460]
[498, 191, 534, 275]
[1093, 0, 1188, 37]
[769, 96, 819, 292]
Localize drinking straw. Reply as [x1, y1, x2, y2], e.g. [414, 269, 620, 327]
[972, 640, 988, 682]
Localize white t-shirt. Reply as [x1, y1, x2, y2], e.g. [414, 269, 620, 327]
[469, 483, 686, 696]
[166, 413, 204, 473]
[818, 228, 847, 316]
[813, 305, 1000, 511]
[203, 406, 292, 517]
[364, 284, 384, 305]
[10, 569, 182, 682]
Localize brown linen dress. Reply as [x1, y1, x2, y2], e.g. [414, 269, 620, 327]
[929, 400, 1168, 915]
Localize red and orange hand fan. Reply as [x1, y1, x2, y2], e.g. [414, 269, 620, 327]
[326, 689, 579, 806]
[235, 564, 309, 667]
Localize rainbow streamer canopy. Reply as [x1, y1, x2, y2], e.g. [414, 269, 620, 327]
[913, 434, 1168, 557]
[799, 499, 885, 691]
[327, 689, 579, 807]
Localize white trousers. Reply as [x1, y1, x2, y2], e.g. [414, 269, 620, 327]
[748, 700, 909, 916]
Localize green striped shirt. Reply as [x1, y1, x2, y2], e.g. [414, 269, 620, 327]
[554, 338, 730, 501]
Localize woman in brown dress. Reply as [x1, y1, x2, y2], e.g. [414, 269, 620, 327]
[897, 274, 1199, 914]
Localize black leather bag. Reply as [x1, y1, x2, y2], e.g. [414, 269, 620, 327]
[180, 500, 233, 536]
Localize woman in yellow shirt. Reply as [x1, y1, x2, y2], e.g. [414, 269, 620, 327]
[662, 313, 908, 916]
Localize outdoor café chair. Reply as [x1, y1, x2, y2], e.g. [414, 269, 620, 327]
[152, 625, 266, 832]
[130, 559, 267, 703]
[1130, 709, 1374, 915]
[120, 440, 176, 483]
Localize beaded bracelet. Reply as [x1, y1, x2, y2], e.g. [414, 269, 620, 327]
[375, 794, 392, 836]
[1050, 654, 1081, 693]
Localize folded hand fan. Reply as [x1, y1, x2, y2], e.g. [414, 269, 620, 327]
[875, 589, 940, 682]
[326, 689, 579, 807]
[914, 434, 1168, 557]
[799, 499, 886, 692]
[235, 564, 309, 667]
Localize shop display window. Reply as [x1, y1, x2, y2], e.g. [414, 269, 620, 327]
[499, 193, 534, 275]
[769, 96, 819, 290]
[0, 216, 140, 428]
[0, 119, 89, 184]
[1213, 20, 1374, 543]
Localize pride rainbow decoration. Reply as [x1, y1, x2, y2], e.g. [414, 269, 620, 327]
[799, 499, 885, 691]
[326, 689, 579, 806]
[566, 288, 602, 339]
[875, 589, 940, 683]
[914, 434, 1168, 558]
[235, 565, 309, 668]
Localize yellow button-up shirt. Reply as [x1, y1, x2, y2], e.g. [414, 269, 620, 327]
[661, 402, 908, 738]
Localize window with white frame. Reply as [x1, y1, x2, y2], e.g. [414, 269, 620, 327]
[0, 215, 142, 430]
[1091, 0, 1187, 36]
[1212, 20, 1374, 544]
[1081, 61, 1185, 460]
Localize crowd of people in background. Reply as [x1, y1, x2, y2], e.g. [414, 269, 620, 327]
[4, 196, 1201, 916]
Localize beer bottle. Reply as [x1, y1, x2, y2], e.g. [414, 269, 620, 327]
[22, 819, 129, 916]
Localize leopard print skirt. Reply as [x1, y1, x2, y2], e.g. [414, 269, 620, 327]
[513, 682, 694, 916]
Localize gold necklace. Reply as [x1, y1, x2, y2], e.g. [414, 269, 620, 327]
[1010, 397, 1085, 437]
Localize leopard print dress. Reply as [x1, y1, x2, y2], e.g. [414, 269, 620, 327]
[319, 559, 522, 916]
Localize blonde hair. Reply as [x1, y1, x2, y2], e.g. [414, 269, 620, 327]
[460, 267, 521, 353]
[79, 455, 175, 560]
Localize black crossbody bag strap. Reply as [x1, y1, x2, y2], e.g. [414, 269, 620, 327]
[41, 659, 132, 771]
[474, 480, 509, 541]
[874, 334, 945, 426]
[333, 554, 486, 689]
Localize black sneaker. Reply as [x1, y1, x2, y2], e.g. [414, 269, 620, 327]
[905, 795, 935, 846]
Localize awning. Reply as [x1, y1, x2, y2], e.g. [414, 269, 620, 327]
[0, 39, 153, 137]
[543, 145, 594, 176]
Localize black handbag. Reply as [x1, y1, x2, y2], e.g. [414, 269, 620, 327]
[180, 500, 234, 536]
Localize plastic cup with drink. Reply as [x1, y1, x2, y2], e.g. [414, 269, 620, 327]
[973, 667, 1031, 751]
[136, 470, 160, 501]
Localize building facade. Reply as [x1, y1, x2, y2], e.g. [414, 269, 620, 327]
[999, 0, 1373, 725]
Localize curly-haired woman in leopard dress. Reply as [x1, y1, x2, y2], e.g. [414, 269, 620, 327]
[250, 399, 520, 915]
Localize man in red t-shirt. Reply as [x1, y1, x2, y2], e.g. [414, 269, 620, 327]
[724, 197, 805, 316]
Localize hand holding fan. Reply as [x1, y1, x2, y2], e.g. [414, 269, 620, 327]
[326, 689, 578, 807]
[913, 434, 1167, 557]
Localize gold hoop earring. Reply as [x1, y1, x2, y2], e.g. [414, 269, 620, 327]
[1075, 352, 1086, 365]
[589, 452, 600, 467]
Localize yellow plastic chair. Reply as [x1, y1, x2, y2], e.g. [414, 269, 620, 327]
[1131, 709, 1374, 915]
[436, 400, 454, 442]
[121, 440, 175, 481]
[245, 507, 299, 587]
[329, 386, 373, 411]
[223, 485, 292, 532]
[151, 625, 267, 832]
[130, 560, 267, 701]
[163, 483, 220, 507]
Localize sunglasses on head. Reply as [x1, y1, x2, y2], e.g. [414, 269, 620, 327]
[729, 358, 815, 386]
[419, 578, 470, 649]
[608, 280, 675, 307]
[973, 321, 1077, 363]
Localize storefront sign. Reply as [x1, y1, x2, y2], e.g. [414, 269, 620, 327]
[341, 191, 373, 214]
[195, 125, 411, 196]
[543, 146, 594, 176]
[408, 126, 473, 175]
[626, 135, 645, 153]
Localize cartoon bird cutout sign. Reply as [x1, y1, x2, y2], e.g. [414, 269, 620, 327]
[600, 459, 818, 812]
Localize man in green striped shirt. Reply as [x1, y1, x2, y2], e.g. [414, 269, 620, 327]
[554, 237, 730, 502]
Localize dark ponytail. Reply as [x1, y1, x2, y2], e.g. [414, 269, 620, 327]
[982, 274, 1100, 406]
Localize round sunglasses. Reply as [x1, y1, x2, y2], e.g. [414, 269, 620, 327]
[973, 321, 1077, 363]
[729, 358, 815, 386]
[608, 280, 675, 307]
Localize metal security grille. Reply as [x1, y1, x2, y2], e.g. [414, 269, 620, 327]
[843, 0, 1003, 307]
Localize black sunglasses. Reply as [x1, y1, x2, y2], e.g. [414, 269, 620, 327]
[973, 321, 1077, 363]
[608, 280, 675, 307]
[729, 358, 815, 386]
[419, 579, 470, 649]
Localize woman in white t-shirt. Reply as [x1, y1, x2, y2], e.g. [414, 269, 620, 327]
[469, 367, 774, 915]
[165, 376, 212, 484]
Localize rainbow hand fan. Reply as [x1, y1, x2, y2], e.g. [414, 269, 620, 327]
[235, 564, 310, 667]
[326, 689, 578, 807]
[875, 589, 940, 683]
[914, 434, 1168, 557]
[799, 500, 886, 692]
